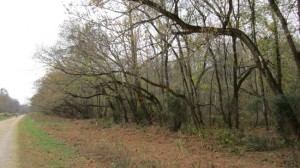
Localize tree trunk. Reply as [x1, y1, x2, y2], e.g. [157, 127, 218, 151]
[249, 0, 269, 130]
[269, 0, 300, 79]
[298, 0, 300, 34]
[210, 48, 229, 128]
[232, 37, 239, 129]
[128, 0, 300, 140]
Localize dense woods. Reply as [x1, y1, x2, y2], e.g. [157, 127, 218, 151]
[30, 0, 300, 142]
[0, 88, 28, 114]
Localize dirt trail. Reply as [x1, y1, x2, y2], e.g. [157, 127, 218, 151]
[0, 115, 24, 168]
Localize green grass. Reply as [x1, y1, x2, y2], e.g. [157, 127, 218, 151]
[18, 113, 85, 167]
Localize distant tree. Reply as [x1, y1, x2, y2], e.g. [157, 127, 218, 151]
[0, 88, 23, 113]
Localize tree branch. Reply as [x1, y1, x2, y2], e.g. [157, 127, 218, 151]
[128, 0, 281, 95]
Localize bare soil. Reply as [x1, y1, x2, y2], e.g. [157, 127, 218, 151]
[32, 114, 299, 168]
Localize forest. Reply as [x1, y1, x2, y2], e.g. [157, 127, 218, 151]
[0, 88, 28, 114]
[30, 0, 300, 143]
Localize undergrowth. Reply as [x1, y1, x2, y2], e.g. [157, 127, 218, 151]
[0, 112, 15, 121]
[179, 123, 296, 155]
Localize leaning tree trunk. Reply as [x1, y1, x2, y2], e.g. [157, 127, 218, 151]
[128, 0, 300, 140]
[269, 0, 300, 80]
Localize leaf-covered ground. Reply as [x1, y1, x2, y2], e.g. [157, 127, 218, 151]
[19, 113, 300, 167]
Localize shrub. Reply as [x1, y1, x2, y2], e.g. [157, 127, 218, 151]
[244, 134, 270, 151]
[216, 129, 244, 147]
[243, 134, 287, 151]
[165, 93, 187, 131]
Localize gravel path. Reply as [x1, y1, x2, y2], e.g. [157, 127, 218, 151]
[0, 116, 24, 168]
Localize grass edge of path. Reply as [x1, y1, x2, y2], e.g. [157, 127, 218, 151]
[17, 113, 87, 168]
[0, 112, 16, 121]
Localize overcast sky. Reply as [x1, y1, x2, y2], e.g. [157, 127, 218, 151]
[0, 0, 73, 104]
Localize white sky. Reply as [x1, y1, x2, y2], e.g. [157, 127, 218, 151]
[0, 0, 73, 104]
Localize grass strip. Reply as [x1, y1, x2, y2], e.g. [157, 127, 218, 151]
[18, 113, 85, 168]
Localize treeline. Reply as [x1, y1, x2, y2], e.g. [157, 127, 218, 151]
[31, 0, 300, 141]
[0, 88, 28, 114]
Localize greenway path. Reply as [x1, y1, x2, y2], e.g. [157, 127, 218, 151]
[0, 116, 23, 168]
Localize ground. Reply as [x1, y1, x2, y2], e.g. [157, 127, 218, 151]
[19, 113, 300, 167]
[0, 115, 24, 168]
